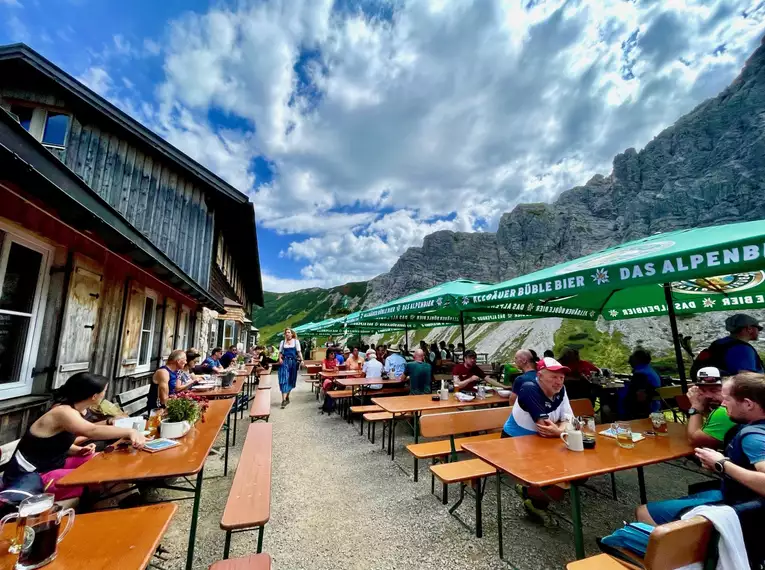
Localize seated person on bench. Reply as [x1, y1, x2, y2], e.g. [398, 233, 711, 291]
[321, 349, 339, 392]
[452, 349, 505, 392]
[686, 367, 737, 448]
[2, 372, 145, 500]
[502, 357, 574, 527]
[402, 349, 432, 395]
[363, 349, 384, 390]
[637, 372, 765, 525]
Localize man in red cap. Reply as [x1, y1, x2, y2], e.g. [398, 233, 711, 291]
[502, 356, 574, 527]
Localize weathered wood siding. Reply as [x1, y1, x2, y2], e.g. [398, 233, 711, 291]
[0, 88, 215, 289]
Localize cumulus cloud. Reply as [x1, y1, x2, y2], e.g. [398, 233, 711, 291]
[77, 66, 113, 96]
[136, 0, 764, 290]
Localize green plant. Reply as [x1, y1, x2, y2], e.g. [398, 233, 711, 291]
[165, 395, 203, 423]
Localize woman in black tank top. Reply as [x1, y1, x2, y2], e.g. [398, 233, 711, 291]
[3, 372, 146, 500]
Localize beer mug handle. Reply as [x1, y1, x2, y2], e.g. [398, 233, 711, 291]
[0, 511, 20, 533]
[57, 508, 75, 543]
[560, 431, 569, 447]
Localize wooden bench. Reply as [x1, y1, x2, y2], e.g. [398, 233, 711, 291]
[210, 553, 272, 569]
[363, 411, 394, 447]
[257, 376, 272, 390]
[116, 384, 150, 416]
[221, 423, 272, 559]
[414, 407, 509, 536]
[569, 515, 714, 570]
[350, 405, 383, 434]
[249, 390, 271, 422]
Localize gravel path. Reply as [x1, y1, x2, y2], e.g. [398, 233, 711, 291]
[157, 374, 708, 569]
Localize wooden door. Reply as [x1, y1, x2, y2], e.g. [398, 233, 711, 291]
[54, 255, 104, 388]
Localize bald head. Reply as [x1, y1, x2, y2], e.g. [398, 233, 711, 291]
[413, 348, 425, 362]
[514, 349, 535, 372]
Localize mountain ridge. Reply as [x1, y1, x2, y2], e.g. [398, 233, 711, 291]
[254, 37, 765, 357]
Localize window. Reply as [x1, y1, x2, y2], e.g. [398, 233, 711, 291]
[176, 306, 190, 350]
[8, 104, 69, 148]
[42, 113, 69, 146]
[136, 290, 157, 373]
[0, 225, 52, 400]
[222, 319, 235, 349]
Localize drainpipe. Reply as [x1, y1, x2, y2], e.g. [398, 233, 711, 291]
[156, 297, 168, 368]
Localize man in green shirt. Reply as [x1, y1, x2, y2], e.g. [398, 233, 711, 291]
[403, 349, 432, 395]
[686, 367, 736, 447]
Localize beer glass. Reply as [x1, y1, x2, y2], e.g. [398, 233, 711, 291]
[0, 493, 75, 569]
[612, 421, 635, 449]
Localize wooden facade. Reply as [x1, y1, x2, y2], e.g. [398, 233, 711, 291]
[0, 44, 263, 445]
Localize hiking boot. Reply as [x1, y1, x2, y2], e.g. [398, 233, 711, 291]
[523, 499, 559, 528]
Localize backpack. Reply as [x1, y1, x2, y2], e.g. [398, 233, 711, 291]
[689, 338, 764, 380]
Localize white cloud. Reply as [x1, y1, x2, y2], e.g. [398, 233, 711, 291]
[125, 0, 763, 290]
[0, 0, 22, 7]
[6, 14, 29, 42]
[77, 66, 113, 96]
[260, 272, 327, 293]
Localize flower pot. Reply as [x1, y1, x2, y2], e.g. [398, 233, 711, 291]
[160, 420, 191, 439]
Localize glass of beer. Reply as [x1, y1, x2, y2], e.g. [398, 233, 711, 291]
[0, 493, 74, 568]
[650, 412, 669, 436]
[612, 421, 635, 449]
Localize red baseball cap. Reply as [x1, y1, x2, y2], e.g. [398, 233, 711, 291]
[536, 357, 570, 374]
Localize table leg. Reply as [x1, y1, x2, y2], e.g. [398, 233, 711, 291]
[185, 468, 204, 570]
[571, 483, 585, 560]
[233, 402, 238, 447]
[637, 466, 647, 504]
[224, 409, 230, 477]
[391, 416, 397, 460]
[495, 471, 503, 559]
[413, 412, 420, 482]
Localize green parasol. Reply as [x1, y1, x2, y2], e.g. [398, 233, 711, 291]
[462, 220, 765, 388]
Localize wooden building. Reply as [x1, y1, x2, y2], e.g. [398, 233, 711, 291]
[0, 44, 263, 445]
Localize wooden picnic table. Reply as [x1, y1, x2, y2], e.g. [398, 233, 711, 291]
[319, 369, 362, 378]
[0, 504, 177, 570]
[58, 399, 233, 570]
[463, 418, 694, 561]
[372, 393, 510, 467]
[193, 376, 247, 462]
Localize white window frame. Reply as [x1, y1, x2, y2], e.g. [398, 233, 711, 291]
[222, 319, 235, 350]
[176, 306, 190, 350]
[10, 105, 70, 150]
[135, 289, 157, 374]
[0, 220, 53, 400]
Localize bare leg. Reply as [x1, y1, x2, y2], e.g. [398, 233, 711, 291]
[635, 504, 657, 525]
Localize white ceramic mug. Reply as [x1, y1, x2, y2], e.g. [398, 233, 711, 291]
[132, 418, 147, 432]
[561, 429, 584, 452]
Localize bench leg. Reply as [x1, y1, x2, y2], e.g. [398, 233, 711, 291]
[371, 421, 376, 445]
[359, 413, 364, 436]
[610, 472, 617, 500]
[474, 479, 484, 538]
[448, 483, 465, 514]
[257, 526, 264, 554]
[390, 419, 396, 460]
[442, 482, 448, 505]
[571, 483, 585, 560]
[431, 460, 436, 495]
[223, 531, 232, 559]
[496, 471, 503, 559]
[413, 413, 419, 482]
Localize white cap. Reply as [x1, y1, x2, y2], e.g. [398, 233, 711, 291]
[696, 367, 722, 384]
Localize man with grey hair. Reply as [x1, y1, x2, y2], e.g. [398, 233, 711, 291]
[403, 348, 432, 395]
[148, 349, 198, 409]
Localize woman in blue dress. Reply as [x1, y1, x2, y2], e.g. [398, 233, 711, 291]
[278, 328, 303, 409]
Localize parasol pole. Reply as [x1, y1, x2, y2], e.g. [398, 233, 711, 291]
[663, 283, 688, 392]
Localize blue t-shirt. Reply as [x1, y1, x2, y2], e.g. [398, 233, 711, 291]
[336, 354, 345, 365]
[384, 354, 407, 378]
[633, 363, 662, 413]
[512, 370, 538, 394]
[723, 341, 764, 374]
[203, 357, 221, 369]
[503, 380, 571, 436]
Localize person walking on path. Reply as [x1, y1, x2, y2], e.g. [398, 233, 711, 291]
[278, 328, 303, 409]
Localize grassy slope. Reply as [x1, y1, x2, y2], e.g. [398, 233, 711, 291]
[252, 281, 369, 344]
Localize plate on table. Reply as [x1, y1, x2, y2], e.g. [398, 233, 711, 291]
[455, 393, 475, 402]
[192, 385, 212, 391]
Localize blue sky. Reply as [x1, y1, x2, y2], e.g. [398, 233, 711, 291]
[2, 0, 763, 292]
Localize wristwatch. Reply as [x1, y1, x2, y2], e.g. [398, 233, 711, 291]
[714, 458, 730, 475]
[687, 408, 699, 416]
